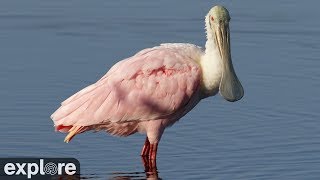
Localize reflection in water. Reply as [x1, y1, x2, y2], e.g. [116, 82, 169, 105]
[141, 156, 157, 174]
[110, 171, 159, 180]
[81, 157, 161, 180]
[110, 157, 160, 180]
[80, 174, 101, 179]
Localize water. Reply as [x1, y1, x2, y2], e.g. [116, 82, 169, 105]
[1, 0, 320, 179]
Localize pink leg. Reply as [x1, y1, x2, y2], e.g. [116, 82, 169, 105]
[140, 137, 150, 156]
[149, 143, 158, 160]
[141, 156, 157, 174]
[139, 119, 164, 160]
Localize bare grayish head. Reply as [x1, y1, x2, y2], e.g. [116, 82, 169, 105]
[207, 5, 244, 102]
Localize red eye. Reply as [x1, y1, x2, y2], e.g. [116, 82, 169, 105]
[210, 16, 214, 21]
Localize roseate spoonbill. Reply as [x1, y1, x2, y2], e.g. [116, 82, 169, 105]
[51, 5, 244, 161]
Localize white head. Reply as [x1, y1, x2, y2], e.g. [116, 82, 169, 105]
[205, 6, 230, 39]
[205, 6, 244, 102]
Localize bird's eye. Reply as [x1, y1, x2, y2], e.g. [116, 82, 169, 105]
[219, 20, 223, 24]
[210, 16, 214, 21]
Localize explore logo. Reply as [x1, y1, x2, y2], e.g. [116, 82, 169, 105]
[0, 158, 80, 179]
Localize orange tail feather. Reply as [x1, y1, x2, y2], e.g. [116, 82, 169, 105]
[64, 126, 87, 143]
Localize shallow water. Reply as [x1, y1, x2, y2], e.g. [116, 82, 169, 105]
[1, 0, 320, 179]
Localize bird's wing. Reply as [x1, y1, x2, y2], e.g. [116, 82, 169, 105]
[51, 44, 203, 127]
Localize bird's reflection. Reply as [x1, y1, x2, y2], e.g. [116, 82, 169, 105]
[80, 157, 161, 180]
[110, 157, 160, 180]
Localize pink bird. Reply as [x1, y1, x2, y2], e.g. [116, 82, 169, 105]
[51, 5, 244, 161]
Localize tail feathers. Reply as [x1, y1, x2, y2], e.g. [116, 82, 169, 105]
[64, 126, 88, 143]
[55, 122, 139, 143]
[55, 125, 73, 133]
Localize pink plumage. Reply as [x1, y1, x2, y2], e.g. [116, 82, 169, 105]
[51, 44, 203, 148]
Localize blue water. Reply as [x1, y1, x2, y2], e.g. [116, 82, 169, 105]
[1, 0, 320, 179]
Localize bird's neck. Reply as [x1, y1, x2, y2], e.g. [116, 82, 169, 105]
[200, 34, 222, 98]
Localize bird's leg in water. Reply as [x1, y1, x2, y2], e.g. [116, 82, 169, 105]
[141, 135, 158, 172]
[141, 137, 150, 156]
[141, 156, 157, 174]
[149, 143, 158, 160]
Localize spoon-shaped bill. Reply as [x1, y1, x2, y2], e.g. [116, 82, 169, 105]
[215, 24, 244, 102]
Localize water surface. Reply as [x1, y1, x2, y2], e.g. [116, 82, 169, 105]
[1, 0, 320, 179]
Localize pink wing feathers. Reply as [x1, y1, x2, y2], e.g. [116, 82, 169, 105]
[51, 44, 203, 138]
